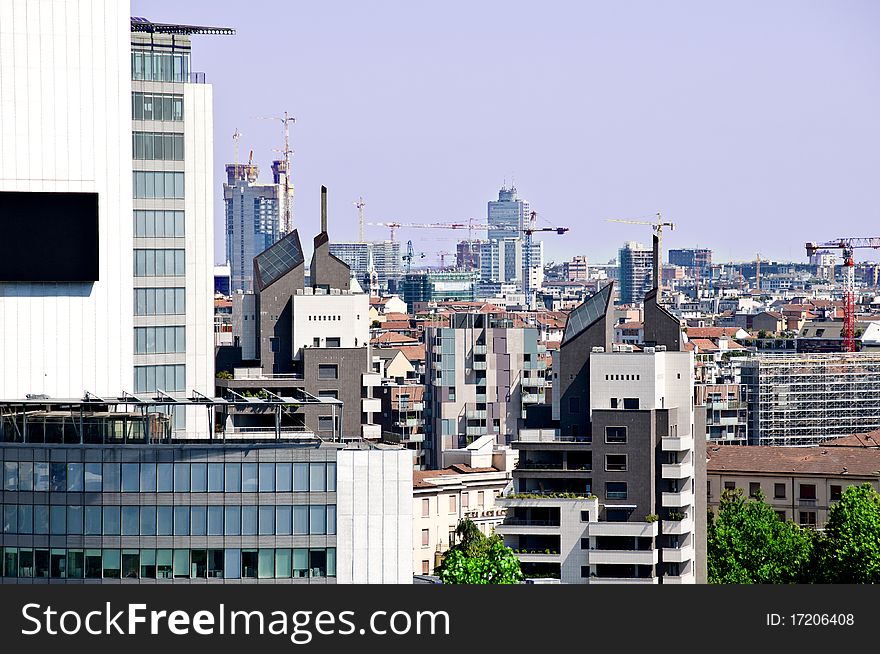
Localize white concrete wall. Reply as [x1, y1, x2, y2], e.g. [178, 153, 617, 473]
[231, 293, 257, 360]
[0, 0, 132, 399]
[184, 82, 215, 436]
[336, 448, 413, 583]
[291, 292, 369, 357]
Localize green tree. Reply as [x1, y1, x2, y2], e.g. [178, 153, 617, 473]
[813, 483, 880, 583]
[435, 518, 523, 584]
[707, 488, 814, 584]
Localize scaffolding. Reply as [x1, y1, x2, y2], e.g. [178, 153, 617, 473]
[741, 352, 880, 445]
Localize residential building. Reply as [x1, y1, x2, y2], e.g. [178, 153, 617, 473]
[695, 384, 748, 445]
[378, 382, 428, 468]
[618, 242, 653, 305]
[412, 436, 514, 575]
[0, 430, 412, 583]
[456, 240, 485, 272]
[564, 256, 589, 282]
[132, 18, 228, 437]
[706, 443, 880, 527]
[487, 184, 529, 242]
[669, 248, 712, 277]
[223, 160, 291, 293]
[741, 352, 880, 445]
[426, 314, 547, 468]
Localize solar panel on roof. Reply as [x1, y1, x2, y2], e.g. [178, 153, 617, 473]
[255, 231, 304, 289]
[563, 283, 612, 343]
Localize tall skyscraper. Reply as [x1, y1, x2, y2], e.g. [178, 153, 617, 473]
[224, 160, 292, 293]
[618, 241, 653, 305]
[488, 184, 529, 242]
[131, 18, 230, 436]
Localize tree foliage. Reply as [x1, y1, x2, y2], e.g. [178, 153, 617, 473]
[813, 483, 880, 583]
[435, 518, 523, 584]
[707, 488, 814, 584]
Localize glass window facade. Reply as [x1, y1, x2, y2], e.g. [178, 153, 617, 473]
[134, 249, 186, 277]
[131, 51, 191, 83]
[132, 92, 184, 121]
[134, 365, 186, 393]
[134, 287, 186, 316]
[133, 132, 184, 160]
[134, 210, 185, 238]
[133, 171, 185, 199]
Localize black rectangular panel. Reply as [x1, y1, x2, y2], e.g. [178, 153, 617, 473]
[0, 191, 99, 282]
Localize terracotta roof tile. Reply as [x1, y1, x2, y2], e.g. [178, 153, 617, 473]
[706, 443, 880, 477]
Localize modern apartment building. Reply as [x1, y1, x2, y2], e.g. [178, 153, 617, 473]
[401, 271, 477, 306]
[224, 160, 291, 293]
[0, 438, 412, 583]
[668, 248, 712, 276]
[131, 18, 229, 437]
[500, 275, 706, 584]
[741, 352, 880, 445]
[695, 383, 748, 445]
[1, 1, 134, 401]
[425, 314, 546, 468]
[618, 241, 653, 305]
[706, 443, 880, 527]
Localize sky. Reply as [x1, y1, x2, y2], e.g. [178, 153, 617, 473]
[131, 0, 880, 268]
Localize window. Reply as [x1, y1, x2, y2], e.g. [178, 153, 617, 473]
[421, 529, 430, 547]
[724, 481, 736, 491]
[580, 538, 589, 550]
[133, 171, 184, 199]
[225, 464, 241, 492]
[318, 390, 338, 400]
[478, 491, 485, 506]
[259, 463, 275, 492]
[606, 482, 627, 500]
[293, 464, 309, 491]
[326, 337, 341, 348]
[774, 483, 786, 499]
[461, 493, 469, 508]
[799, 511, 817, 526]
[830, 485, 842, 501]
[422, 560, 430, 575]
[134, 326, 185, 354]
[224, 507, 241, 536]
[132, 131, 184, 161]
[605, 427, 627, 443]
[208, 463, 224, 492]
[581, 566, 590, 578]
[134, 364, 185, 393]
[610, 398, 618, 409]
[799, 484, 816, 500]
[134, 209, 185, 237]
[132, 92, 184, 121]
[749, 482, 761, 498]
[242, 464, 258, 492]
[134, 249, 186, 277]
[580, 510, 591, 522]
[605, 454, 627, 472]
[449, 496, 457, 513]
[623, 398, 640, 410]
[318, 416, 335, 432]
[241, 507, 258, 536]
[318, 364, 338, 380]
[421, 498, 430, 517]
[134, 288, 185, 316]
[310, 463, 326, 491]
[122, 464, 139, 492]
[276, 463, 292, 492]
[775, 510, 787, 521]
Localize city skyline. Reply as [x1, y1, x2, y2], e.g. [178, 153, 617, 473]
[130, 0, 880, 267]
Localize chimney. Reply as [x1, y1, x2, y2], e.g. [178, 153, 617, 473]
[652, 234, 660, 291]
[321, 185, 328, 234]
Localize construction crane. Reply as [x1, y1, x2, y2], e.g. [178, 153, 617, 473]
[402, 240, 426, 274]
[606, 212, 675, 291]
[805, 237, 880, 352]
[523, 211, 570, 310]
[257, 111, 295, 236]
[436, 250, 454, 270]
[354, 197, 366, 243]
[367, 219, 490, 243]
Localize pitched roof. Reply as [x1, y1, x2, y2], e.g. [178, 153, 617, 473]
[562, 283, 612, 344]
[370, 331, 418, 344]
[822, 430, 880, 449]
[396, 344, 427, 361]
[706, 443, 880, 477]
[685, 327, 742, 339]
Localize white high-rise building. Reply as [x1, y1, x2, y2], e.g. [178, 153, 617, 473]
[131, 19, 232, 437]
[488, 184, 529, 242]
[0, 1, 134, 400]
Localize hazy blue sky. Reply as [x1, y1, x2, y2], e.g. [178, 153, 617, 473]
[131, 0, 880, 267]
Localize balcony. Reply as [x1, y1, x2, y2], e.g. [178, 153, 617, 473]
[661, 517, 694, 535]
[584, 549, 659, 566]
[395, 418, 421, 428]
[586, 522, 659, 538]
[466, 409, 487, 420]
[661, 434, 694, 452]
[661, 490, 694, 508]
[497, 519, 561, 534]
[661, 461, 695, 480]
[472, 361, 488, 371]
[473, 345, 488, 355]
[587, 576, 658, 585]
[662, 544, 694, 564]
[524, 360, 547, 370]
[362, 398, 382, 413]
[521, 393, 542, 404]
[466, 426, 487, 437]
[515, 550, 561, 562]
[521, 377, 546, 388]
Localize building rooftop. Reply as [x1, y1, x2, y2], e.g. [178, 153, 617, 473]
[706, 443, 880, 478]
[131, 17, 235, 35]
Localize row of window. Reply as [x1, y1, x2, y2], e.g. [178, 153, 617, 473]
[134, 364, 186, 393]
[135, 326, 186, 355]
[131, 51, 191, 83]
[308, 315, 344, 321]
[718, 480, 841, 502]
[604, 374, 641, 381]
[134, 210, 185, 238]
[133, 131, 184, 160]
[134, 249, 185, 277]
[135, 287, 186, 316]
[133, 171, 185, 199]
[1, 504, 336, 537]
[1, 547, 335, 580]
[2, 461, 337, 494]
[132, 92, 184, 121]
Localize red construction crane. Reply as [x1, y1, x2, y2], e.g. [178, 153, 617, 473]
[805, 237, 880, 352]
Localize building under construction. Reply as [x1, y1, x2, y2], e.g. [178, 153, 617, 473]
[741, 352, 880, 446]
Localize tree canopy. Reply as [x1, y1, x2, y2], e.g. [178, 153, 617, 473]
[435, 518, 523, 584]
[813, 483, 880, 583]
